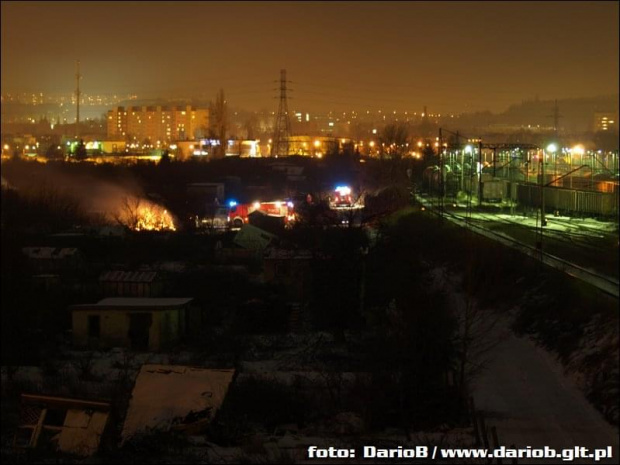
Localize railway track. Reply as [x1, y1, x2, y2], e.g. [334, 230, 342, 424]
[418, 196, 619, 298]
[459, 209, 610, 253]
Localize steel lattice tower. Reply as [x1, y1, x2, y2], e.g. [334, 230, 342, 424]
[271, 69, 292, 157]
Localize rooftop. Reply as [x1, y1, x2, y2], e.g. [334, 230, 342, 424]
[71, 297, 193, 311]
[121, 365, 235, 442]
[99, 270, 159, 283]
[22, 247, 79, 259]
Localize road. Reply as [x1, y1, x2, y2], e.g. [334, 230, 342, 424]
[472, 320, 619, 464]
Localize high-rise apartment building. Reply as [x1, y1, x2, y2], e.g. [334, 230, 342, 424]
[107, 105, 209, 142]
[593, 112, 617, 132]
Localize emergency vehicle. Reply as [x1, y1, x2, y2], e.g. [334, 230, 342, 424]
[330, 185, 355, 208]
[227, 200, 295, 228]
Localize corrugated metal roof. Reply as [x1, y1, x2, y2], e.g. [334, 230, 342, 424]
[264, 248, 313, 260]
[22, 247, 79, 259]
[99, 270, 158, 283]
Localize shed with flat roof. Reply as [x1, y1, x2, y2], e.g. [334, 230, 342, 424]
[70, 297, 194, 351]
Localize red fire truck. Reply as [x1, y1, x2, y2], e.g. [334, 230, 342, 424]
[227, 200, 295, 228]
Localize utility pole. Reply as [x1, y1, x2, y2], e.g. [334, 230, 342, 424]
[271, 69, 292, 157]
[75, 60, 81, 139]
[478, 139, 483, 207]
[541, 149, 546, 227]
[438, 127, 444, 216]
[455, 131, 461, 196]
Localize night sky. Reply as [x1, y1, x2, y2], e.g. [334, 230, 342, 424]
[2, 1, 618, 113]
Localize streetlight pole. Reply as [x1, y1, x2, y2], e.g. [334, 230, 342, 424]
[542, 143, 557, 226]
[478, 140, 483, 207]
[460, 147, 465, 193]
[439, 128, 444, 217]
[540, 149, 546, 228]
[535, 152, 545, 258]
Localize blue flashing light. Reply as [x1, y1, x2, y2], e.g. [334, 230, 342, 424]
[228, 200, 237, 207]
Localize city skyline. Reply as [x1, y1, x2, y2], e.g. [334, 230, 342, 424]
[2, 1, 618, 114]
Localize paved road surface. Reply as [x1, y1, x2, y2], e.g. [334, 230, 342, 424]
[472, 322, 619, 464]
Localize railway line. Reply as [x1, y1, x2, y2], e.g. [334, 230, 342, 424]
[417, 195, 619, 298]
[453, 208, 610, 254]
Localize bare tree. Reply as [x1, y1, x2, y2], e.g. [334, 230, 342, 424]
[209, 89, 228, 159]
[380, 123, 409, 159]
[114, 196, 142, 230]
[73, 351, 97, 381]
[440, 255, 506, 400]
[243, 113, 258, 140]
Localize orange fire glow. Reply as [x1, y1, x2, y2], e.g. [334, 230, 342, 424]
[134, 205, 176, 231]
[114, 196, 176, 231]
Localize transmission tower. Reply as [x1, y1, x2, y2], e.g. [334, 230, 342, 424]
[271, 69, 292, 157]
[75, 59, 81, 138]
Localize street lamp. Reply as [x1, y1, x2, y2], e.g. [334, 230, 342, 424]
[540, 143, 556, 228]
[463, 144, 473, 196]
[477, 140, 483, 207]
[570, 145, 585, 188]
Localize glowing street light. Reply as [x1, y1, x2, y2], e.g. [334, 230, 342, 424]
[571, 144, 585, 169]
[571, 144, 585, 156]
